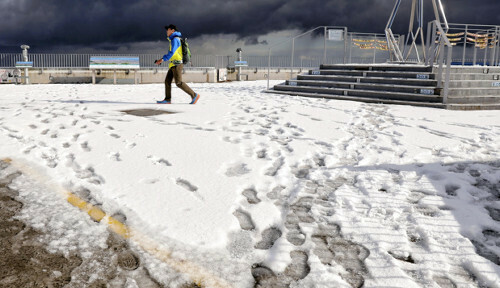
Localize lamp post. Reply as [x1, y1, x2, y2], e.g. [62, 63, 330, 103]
[20, 44, 30, 84]
[236, 48, 243, 81]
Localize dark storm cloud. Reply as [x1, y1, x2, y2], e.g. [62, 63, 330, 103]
[0, 0, 499, 50]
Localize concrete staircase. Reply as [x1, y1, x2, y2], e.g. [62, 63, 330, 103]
[267, 64, 500, 110]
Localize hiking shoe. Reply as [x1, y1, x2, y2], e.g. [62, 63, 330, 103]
[156, 100, 171, 104]
[190, 94, 200, 104]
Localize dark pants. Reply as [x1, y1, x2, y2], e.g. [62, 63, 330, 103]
[164, 64, 195, 102]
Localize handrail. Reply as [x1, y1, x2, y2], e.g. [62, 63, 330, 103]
[267, 26, 348, 90]
[431, 20, 452, 106]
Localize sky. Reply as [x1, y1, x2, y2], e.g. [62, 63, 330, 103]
[1, 0, 500, 55]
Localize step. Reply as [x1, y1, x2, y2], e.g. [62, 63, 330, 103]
[449, 73, 500, 81]
[447, 95, 500, 104]
[265, 89, 446, 109]
[273, 84, 443, 103]
[445, 66, 500, 74]
[299, 74, 438, 87]
[266, 89, 500, 110]
[286, 80, 441, 96]
[447, 87, 500, 97]
[321, 64, 433, 73]
[449, 80, 500, 88]
[313, 69, 436, 80]
[447, 103, 500, 110]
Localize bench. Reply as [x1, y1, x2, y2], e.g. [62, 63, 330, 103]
[89, 56, 140, 84]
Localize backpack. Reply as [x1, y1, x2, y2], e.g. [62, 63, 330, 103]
[177, 37, 191, 64]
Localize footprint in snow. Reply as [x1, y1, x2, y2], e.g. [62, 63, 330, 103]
[264, 157, 284, 177]
[255, 227, 282, 250]
[223, 162, 250, 177]
[232, 209, 255, 231]
[312, 223, 369, 288]
[222, 136, 240, 144]
[23, 145, 36, 154]
[242, 188, 261, 204]
[175, 178, 198, 192]
[148, 156, 171, 167]
[267, 185, 285, 200]
[41, 152, 58, 168]
[445, 184, 460, 197]
[80, 141, 91, 152]
[251, 251, 310, 286]
[109, 152, 121, 161]
[433, 276, 457, 288]
[486, 206, 500, 222]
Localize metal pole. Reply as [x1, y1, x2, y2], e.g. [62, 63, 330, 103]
[493, 27, 498, 66]
[349, 33, 353, 63]
[291, 38, 295, 80]
[237, 49, 242, 81]
[429, 21, 437, 65]
[444, 45, 452, 105]
[323, 26, 327, 64]
[473, 38, 477, 65]
[437, 37, 445, 88]
[484, 32, 488, 66]
[490, 29, 496, 66]
[373, 36, 377, 63]
[462, 25, 468, 65]
[497, 26, 500, 66]
[267, 49, 271, 90]
[344, 27, 348, 64]
[426, 21, 432, 64]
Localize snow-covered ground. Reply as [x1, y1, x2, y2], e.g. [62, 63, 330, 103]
[0, 81, 499, 287]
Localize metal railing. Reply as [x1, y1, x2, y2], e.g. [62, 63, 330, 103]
[427, 20, 452, 105]
[427, 22, 500, 67]
[265, 26, 403, 89]
[0, 53, 388, 71]
[425, 21, 500, 106]
[0, 54, 226, 69]
[267, 26, 348, 89]
[346, 32, 402, 64]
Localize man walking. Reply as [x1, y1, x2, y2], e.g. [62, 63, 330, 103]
[155, 24, 200, 104]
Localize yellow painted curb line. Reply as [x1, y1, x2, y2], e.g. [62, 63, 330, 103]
[1, 157, 232, 288]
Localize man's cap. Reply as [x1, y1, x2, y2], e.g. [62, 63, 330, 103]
[165, 24, 177, 31]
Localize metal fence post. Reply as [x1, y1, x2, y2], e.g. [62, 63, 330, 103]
[437, 36, 445, 88]
[444, 45, 452, 105]
[426, 22, 432, 65]
[484, 31, 489, 66]
[497, 26, 500, 66]
[349, 33, 352, 64]
[323, 27, 327, 64]
[291, 38, 295, 80]
[473, 36, 477, 65]
[343, 27, 348, 64]
[490, 28, 497, 66]
[429, 21, 437, 66]
[267, 49, 271, 90]
[462, 25, 468, 65]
